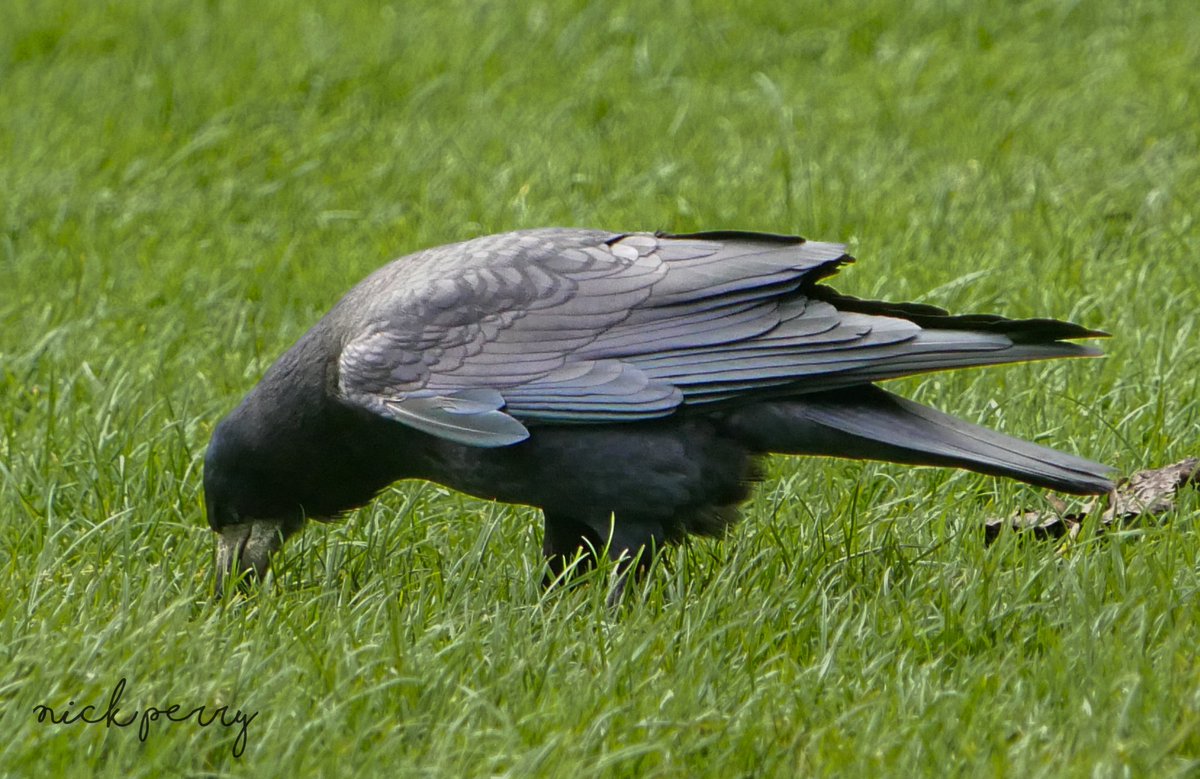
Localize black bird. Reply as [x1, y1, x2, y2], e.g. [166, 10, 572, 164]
[204, 228, 1114, 591]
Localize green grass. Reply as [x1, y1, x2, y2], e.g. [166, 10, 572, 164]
[3, 0, 1199, 775]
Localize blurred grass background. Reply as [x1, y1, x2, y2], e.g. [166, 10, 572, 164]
[2, 0, 1198, 776]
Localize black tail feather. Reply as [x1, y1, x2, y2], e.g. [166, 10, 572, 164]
[726, 385, 1115, 495]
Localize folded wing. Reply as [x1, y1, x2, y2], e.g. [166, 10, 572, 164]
[334, 229, 1103, 446]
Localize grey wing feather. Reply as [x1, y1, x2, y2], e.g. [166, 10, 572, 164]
[332, 228, 1102, 446]
[351, 388, 530, 447]
[501, 360, 682, 419]
[335, 229, 675, 442]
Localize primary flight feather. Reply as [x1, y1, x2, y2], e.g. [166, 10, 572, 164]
[204, 228, 1113, 591]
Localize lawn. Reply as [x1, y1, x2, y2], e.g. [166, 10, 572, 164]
[2, 0, 1199, 776]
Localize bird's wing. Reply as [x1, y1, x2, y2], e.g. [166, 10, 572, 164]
[336, 229, 1100, 446]
[335, 229, 842, 444]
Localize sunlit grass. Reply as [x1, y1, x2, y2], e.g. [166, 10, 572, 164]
[2, 0, 1198, 776]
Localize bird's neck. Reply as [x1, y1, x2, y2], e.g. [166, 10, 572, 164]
[233, 326, 431, 517]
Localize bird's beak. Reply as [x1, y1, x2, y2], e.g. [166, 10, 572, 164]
[214, 519, 284, 595]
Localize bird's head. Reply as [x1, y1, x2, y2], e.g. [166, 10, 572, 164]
[203, 413, 305, 595]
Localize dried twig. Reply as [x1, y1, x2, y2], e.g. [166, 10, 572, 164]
[984, 458, 1199, 544]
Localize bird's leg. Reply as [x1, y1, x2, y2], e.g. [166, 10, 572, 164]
[541, 510, 663, 605]
[541, 511, 602, 588]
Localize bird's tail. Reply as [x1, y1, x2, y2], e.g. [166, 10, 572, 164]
[725, 385, 1114, 494]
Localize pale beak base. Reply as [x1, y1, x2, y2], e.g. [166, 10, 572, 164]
[214, 519, 285, 595]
